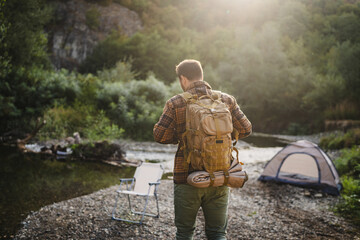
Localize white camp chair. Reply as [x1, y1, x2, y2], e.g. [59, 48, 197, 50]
[112, 162, 164, 224]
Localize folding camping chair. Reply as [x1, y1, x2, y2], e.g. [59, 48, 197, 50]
[112, 162, 164, 224]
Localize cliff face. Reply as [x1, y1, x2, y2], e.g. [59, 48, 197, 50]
[48, 0, 142, 70]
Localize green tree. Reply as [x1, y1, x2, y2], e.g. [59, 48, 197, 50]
[0, 0, 11, 79]
[2, 0, 51, 68]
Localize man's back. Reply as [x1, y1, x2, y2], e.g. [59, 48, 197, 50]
[154, 80, 252, 184]
[153, 59, 252, 240]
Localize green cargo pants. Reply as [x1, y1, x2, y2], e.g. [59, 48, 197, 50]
[174, 183, 230, 240]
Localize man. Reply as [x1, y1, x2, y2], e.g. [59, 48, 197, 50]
[153, 59, 252, 240]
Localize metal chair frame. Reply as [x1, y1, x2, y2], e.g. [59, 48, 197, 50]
[112, 163, 163, 224]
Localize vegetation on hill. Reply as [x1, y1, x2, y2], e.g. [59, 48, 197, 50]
[1, 0, 360, 140]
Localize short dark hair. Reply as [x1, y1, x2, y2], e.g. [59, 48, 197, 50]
[175, 59, 203, 81]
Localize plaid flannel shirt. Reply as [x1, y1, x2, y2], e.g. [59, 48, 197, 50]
[153, 81, 252, 184]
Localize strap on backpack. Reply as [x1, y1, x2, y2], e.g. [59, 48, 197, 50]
[180, 92, 193, 102]
[223, 170, 230, 186]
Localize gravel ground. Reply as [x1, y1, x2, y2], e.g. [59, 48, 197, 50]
[15, 161, 359, 240]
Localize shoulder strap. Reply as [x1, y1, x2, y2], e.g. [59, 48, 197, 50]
[179, 92, 193, 102]
[212, 90, 222, 101]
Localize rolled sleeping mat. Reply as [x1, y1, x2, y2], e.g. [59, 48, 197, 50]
[187, 159, 248, 188]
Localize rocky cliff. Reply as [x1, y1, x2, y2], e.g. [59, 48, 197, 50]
[48, 0, 142, 70]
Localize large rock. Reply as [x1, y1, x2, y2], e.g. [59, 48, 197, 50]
[48, 0, 142, 70]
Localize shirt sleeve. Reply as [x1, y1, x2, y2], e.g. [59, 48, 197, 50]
[229, 96, 252, 139]
[153, 100, 178, 144]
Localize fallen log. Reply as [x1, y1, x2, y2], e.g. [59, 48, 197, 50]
[17, 118, 46, 152]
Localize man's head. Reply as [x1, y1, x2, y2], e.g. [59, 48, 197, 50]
[176, 59, 203, 91]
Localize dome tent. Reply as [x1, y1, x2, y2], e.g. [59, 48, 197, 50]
[258, 140, 342, 195]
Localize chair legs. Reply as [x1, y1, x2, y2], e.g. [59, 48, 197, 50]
[112, 192, 160, 224]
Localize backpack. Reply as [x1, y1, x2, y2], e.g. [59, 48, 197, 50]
[180, 91, 240, 186]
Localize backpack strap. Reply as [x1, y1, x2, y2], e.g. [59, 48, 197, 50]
[179, 92, 193, 171]
[179, 92, 193, 102]
[212, 90, 222, 101]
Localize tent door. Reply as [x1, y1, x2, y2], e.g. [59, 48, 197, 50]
[277, 153, 320, 183]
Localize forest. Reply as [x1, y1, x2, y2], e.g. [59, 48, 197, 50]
[1, 0, 360, 228]
[1, 0, 359, 141]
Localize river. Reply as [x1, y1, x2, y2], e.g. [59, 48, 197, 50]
[0, 134, 289, 238]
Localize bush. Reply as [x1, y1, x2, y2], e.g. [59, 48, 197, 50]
[97, 61, 137, 83]
[335, 176, 360, 225]
[38, 104, 84, 140]
[335, 147, 360, 177]
[96, 73, 171, 140]
[83, 110, 124, 141]
[334, 147, 360, 226]
[0, 68, 81, 133]
[38, 103, 124, 141]
[319, 129, 360, 150]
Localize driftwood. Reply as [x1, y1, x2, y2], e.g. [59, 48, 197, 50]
[17, 118, 46, 152]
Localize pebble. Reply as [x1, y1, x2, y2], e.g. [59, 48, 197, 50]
[13, 162, 359, 240]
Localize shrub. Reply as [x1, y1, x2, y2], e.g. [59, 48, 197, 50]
[97, 61, 137, 83]
[334, 146, 360, 178]
[39, 103, 124, 141]
[334, 147, 360, 226]
[38, 104, 84, 140]
[96, 74, 170, 140]
[83, 110, 124, 141]
[335, 176, 360, 226]
[0, 68, 81, 133]
[319, 129, 360, 150]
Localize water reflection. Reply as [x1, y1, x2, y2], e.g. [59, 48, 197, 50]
[0, 146, 134, 238]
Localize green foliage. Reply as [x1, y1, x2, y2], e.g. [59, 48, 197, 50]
[0, 68, 81, 133]
[319, 129, 360, 150]
[333, 41, 360, 104]
[83, 111, 124, 141]
[85, 7, 101, 30]
[0, 0, 11, 79]
[96, 73, 173, 140]
[79, 31, 129, 73]
[97, 61, 137, 83]
[2, 0, 360, 139]
[335, 146, 360, 177]
[335, 176, 360, 225]
[38, 104, 83, 140]
[334, 147, 360, 226]
[81, 31, 184, 83]
[39, 102, 124, 141]
[1, 0, 52, 133]
[2, 0, 51, 68]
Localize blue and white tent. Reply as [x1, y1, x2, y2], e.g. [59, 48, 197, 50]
[258, 140, 342, 195]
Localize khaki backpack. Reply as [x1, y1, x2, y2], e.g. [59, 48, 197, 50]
[180, 91, 240, 186]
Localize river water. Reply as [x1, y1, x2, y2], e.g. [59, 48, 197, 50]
[0, 134, 288, 238]
[124, 135, 288, 172]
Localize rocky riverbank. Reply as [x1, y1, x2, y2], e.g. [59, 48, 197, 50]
[15, 160, 359, 239]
